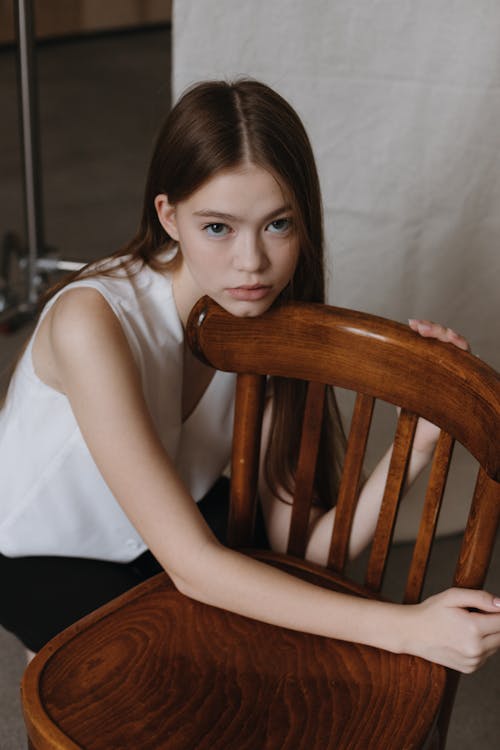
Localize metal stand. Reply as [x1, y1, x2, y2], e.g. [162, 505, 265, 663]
[0, 0, 83, 332]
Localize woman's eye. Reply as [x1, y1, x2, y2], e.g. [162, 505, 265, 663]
[204, 223, 229, 237]
[267, 218, 291, 234]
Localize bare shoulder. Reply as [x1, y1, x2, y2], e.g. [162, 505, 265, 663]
[33, 286, 131, 393]
[49, 286, 120, 339]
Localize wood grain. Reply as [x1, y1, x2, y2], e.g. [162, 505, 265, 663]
[287, 381, 326, 557]
[23, 568, 445, 750]
[22, 299, 500, 750]
[404, 431, 455, 603]
[328, 392, 374, 572]
[365, 409, 418, 593]
[227, 373, 266, 548]
[188, 298, 500, 481]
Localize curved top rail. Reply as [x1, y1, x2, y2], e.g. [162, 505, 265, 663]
[187, 297, 500, 482]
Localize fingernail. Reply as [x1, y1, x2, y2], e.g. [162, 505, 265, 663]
[494, 597, 500, 607]
[408, 318, 417, 326]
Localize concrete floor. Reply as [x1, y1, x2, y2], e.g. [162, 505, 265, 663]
[1, 24, 499, 750]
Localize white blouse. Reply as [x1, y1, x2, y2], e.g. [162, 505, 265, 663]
[0, 260, 235, 562]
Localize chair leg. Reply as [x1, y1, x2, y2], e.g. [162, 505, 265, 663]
[435, 672, 460, 750]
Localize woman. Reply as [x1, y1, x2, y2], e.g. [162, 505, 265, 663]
[1, 79, 499, 670]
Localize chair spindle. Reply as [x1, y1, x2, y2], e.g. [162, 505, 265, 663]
[287, 381, 326, 558]
[327, 392, 375, 572]
[365, 409, 418, 592]
[403, 430, 455, 604]
[453, 467, 500, 589]
[228, 373, 266, 548]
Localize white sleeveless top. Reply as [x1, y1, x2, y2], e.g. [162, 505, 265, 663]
[0, 260, 236, 562]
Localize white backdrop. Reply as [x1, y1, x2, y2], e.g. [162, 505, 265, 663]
[172, 0, 499, 537]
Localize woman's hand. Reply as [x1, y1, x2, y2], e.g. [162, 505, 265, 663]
[404, 588, 500, 672]
[407, 318, 470, 352]
[407, 319, 471, 453]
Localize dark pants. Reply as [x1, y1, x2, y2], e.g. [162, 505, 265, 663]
[0, 478, 268, 652]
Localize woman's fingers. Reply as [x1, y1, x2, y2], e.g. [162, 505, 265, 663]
[406, 319, 472, 453]
[474, 611, 500, 638]
[480, 637, 500, 663]
[442, 587, 500, 613]
[408, 318, 470, 351]
[480, 631, 500, 653]
[411, 588, 500, 672]
[459, 628, 500, 673]
[442, 590, 500, 671]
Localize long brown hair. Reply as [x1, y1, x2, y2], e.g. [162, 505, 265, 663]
[40, 79, 345, 508]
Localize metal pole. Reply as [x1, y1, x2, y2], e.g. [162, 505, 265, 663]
[0, 2, 84, 331]
[14, 0, 44, 306]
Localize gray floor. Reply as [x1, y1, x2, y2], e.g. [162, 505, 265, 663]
[1, 25, 499, 750]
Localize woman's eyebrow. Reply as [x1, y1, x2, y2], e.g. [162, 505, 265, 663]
[193, 205, 292, 222]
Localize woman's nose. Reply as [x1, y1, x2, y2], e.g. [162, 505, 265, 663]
[233, 234, 269, 272]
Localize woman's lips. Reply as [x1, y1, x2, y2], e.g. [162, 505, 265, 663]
[226, 285, 271, 301]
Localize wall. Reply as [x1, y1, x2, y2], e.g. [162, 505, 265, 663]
[172, 0, 500, 538]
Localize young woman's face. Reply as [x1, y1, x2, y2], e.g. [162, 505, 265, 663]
[155, 163, 300, 321]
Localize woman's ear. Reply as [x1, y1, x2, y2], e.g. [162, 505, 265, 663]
[154, 194, 179, 241]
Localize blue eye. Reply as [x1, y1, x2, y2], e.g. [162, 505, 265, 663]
[204, 223, 229, 237]
[267, 218, 291, 234]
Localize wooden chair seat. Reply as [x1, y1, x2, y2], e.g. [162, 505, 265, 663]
[22, 555, 445, 750]
[22, 298, 500, 749]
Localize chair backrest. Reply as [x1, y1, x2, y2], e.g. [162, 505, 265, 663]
[187, 297, 500, 604]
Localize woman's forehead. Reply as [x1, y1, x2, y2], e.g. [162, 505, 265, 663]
[182, 164, 292, 217]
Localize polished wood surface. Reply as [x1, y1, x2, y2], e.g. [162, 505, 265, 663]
[227, 372, 266, 548]
[365, 409, 419, 593]
[287, 381, 326, 557]
[187, 298, 500, 481]
[23, 298, 500, 749]
[189, 298, 500, 598]
[404, 431, 454, 604]
[328, 391, 374, 573]
[22, 562, 445, 750]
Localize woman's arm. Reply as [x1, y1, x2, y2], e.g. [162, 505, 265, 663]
[258, 403, 432, 564]
[49, 292, 500, 673]
[258, 318, 500, 671]
[259, 318, 472, 564]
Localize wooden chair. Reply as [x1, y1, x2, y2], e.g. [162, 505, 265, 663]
[22, 298, 500, 750]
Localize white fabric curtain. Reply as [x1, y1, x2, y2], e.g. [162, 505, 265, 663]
[172, 0, 500, 538]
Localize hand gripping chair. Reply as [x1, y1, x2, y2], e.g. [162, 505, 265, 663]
[22, 298, 500, 750]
